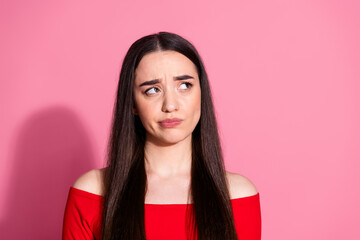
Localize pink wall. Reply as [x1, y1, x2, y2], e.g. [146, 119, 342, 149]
[1, 0, 359, 239]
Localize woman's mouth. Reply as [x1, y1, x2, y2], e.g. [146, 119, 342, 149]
[159, 118, 183, 128]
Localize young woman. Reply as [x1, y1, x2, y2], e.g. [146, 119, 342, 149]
[63, 32, 261, 240]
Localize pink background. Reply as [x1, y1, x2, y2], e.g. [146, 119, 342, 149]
[1, 0, 359, 239]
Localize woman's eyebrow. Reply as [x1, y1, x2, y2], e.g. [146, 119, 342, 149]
[174, 74, 194, 80]
[139, 75, 194, 87]
[139, 79, 160, 87]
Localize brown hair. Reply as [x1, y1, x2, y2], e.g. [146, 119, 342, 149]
[102, 32, 237, 240]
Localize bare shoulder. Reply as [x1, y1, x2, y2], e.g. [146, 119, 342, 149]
[72, 168, 106, 196]
[225, 171, 259, 199]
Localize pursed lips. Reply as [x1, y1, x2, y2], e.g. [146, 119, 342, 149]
[159, 118, 182, 123]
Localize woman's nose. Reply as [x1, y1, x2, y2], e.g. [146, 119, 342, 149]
[161, 88, 179, 113]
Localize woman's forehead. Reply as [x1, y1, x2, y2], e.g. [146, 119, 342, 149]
[135, 50, 198, 80]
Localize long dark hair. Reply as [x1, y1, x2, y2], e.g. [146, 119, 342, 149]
[102, 32, 237, 240]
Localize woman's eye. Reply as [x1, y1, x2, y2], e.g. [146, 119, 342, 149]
[179, 82, 193, 90]
[145, 87, 159, 95]
[145, 82, 192, 95]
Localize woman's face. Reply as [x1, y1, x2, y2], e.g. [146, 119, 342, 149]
[133, 50, 201, 145]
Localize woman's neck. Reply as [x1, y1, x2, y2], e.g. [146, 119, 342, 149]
[144, 135, 192, 178]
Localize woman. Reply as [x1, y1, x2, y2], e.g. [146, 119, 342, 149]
[63, 32, 261, 240]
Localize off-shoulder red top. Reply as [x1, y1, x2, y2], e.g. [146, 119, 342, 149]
[63, 187, 261, 239]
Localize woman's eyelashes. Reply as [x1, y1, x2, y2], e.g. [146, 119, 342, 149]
[144, 82, 193, 96]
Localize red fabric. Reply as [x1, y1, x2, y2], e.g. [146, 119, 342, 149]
[63, 187, 261, 240]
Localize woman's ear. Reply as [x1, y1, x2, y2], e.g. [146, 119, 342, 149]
[132, 107, 138, 115]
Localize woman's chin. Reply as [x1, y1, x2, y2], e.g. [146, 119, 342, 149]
[147, 133, 191, 146]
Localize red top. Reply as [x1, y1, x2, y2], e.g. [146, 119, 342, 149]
[63, 187, 261, 240]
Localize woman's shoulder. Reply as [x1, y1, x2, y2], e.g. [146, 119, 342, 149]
[72, 167, 106, 196]
[225, 171, 259, 199]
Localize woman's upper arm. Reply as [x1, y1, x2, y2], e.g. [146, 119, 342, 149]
[63, 169, 105, 240]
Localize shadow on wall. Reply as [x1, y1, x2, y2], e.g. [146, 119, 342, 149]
[0, 106, 98, 239]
